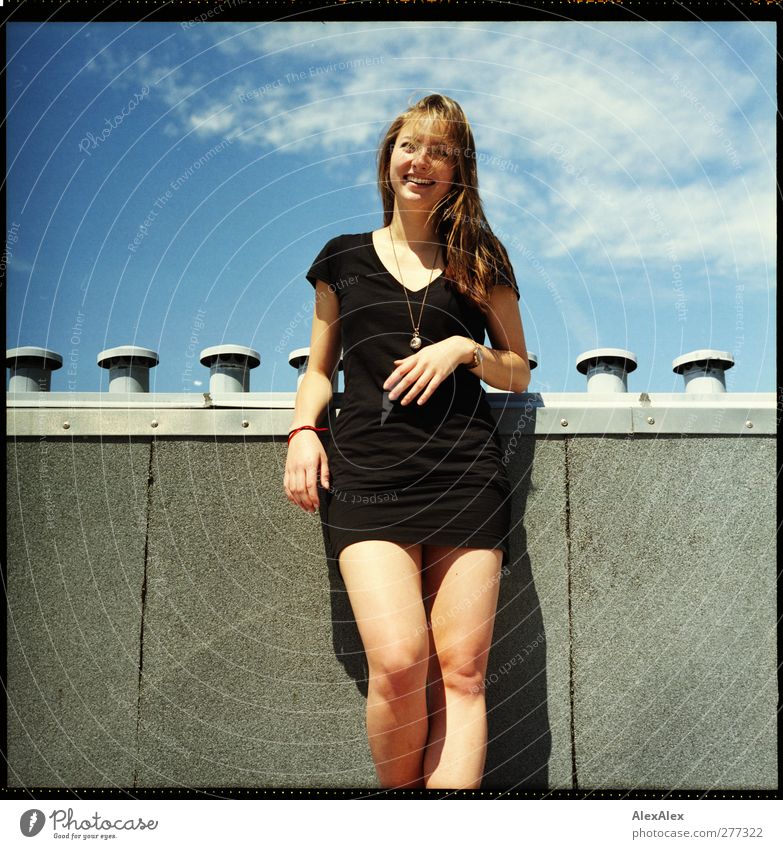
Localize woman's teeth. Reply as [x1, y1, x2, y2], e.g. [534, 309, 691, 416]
[406, 177, 434, 185]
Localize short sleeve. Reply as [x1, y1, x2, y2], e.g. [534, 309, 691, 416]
[494, 263, 520, 301]
[305, 236, 340, 289]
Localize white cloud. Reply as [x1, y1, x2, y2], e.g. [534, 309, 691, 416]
[89, 21, 775, 286]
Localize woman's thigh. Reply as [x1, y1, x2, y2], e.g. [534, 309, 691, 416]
[339, 540, 428, 667]
[421, 545, 503, 679]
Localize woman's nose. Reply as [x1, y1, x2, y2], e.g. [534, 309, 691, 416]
[411, 147, 432, 170]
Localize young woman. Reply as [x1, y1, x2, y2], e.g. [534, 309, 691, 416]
[284, 93, 529, 790]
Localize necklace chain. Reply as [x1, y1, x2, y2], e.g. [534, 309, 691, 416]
[388, 226, 441, 351]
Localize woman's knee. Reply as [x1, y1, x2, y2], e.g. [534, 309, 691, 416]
[367, 631, 430, 697]
[438, 649, 487, 698]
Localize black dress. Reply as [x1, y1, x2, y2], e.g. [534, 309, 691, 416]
[305, 230, 519, 571]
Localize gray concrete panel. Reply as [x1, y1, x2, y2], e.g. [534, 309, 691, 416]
[135, 438, 373, 787]
[6, 437, 150, 787]
[568, 436, 777, 789]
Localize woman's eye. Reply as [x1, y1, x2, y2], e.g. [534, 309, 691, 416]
[398, 142, 452, 159]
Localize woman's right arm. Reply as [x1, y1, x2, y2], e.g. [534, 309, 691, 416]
[284, 279, 341, 513]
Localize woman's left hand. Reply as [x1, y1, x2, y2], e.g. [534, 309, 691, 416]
[383, 336, 471, 406]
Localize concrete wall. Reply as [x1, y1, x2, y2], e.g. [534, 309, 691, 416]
[6, 434, 776, 789]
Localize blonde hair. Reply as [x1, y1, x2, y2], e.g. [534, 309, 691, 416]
[376, 92, 515, 313]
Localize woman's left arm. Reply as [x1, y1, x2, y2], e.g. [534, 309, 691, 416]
[384, 285, 531, 404]
[455, 284, 530, 393]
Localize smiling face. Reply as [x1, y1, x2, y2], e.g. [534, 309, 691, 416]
[388, 118, 457, 212]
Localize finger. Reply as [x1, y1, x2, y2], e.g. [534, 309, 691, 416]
[295, 467, 311, 511]
[401, 372, 432, 404]
[388, 367, 419, 399]
[306, 465, 319, 512]
[417, 383, 437, 404]
[383, 369, 401, 391]
[413, 372, 442, 405]
[284, 470, 294, 503]
[320, 461, 330, 490]
[385, 356, 414, 389]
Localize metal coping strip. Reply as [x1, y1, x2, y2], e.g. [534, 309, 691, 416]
[5, 392, 776, 436]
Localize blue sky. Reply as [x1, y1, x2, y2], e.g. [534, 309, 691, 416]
[5, 21, 776, 393]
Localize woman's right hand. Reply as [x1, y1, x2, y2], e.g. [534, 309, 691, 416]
[284, 430, 330, 513]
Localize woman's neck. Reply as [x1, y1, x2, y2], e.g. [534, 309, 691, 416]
[388, 207, 439, 249]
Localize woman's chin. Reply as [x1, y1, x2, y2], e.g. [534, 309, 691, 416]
[395, 187, 445, 207]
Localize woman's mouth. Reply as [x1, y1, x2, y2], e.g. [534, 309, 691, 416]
[404, 175, 436, 187]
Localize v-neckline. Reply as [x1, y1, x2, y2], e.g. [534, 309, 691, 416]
[367, 230, 445, 294]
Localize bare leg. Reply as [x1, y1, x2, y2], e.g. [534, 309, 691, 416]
[339, 540, 429, 789]
[421, 545, 503, 790]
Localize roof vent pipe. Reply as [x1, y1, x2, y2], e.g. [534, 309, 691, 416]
[97, 346, 159, 393]
[288, 346, 343, 393]
[6, 346, 63, 392]
[576, 348, 637, 393]
[672, 349, 734, 393]
[199, 345, 260, 393]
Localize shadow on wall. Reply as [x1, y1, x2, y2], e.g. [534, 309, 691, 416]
[484, 438, 550, 789]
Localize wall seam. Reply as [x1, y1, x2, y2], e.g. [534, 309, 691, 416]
[132, 437, 154, 788]
[564, 436, 579, 790]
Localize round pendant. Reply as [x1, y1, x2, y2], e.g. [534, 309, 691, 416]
[410, 335, 422, 351]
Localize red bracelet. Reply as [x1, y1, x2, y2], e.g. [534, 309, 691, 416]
[288, 425, 329, 444]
